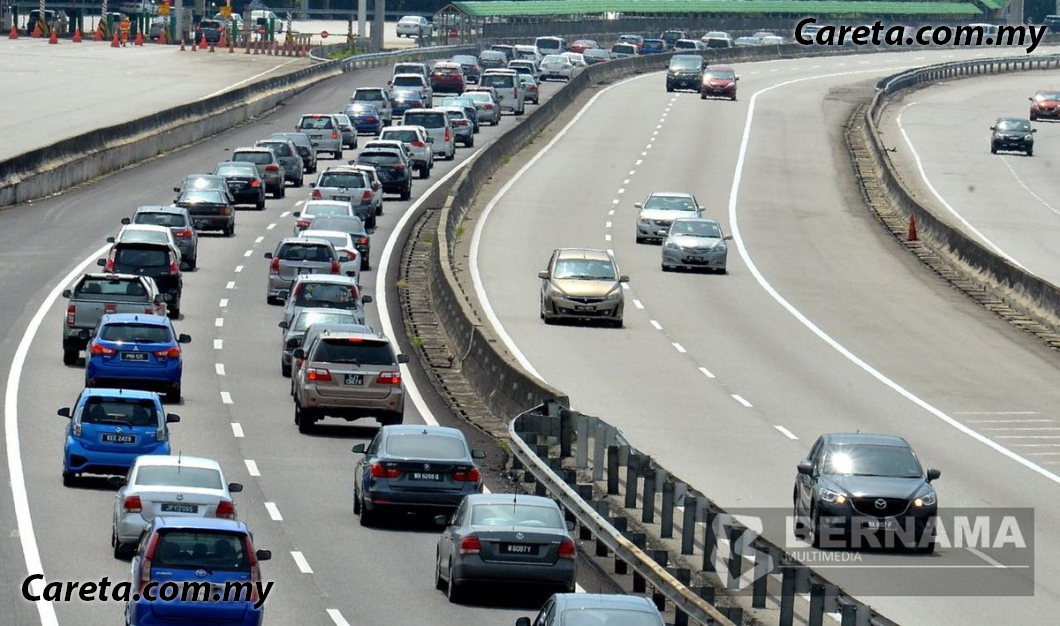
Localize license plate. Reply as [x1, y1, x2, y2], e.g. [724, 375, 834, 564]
[344, 373, 364, 386]
[501, 543, 538, 555]
[864, 519, 896, 530]
[412, 472, 442, 481]
[121, 352, 149, 361]
[684, 257, 707, 263]
[102, 433, 136, 444]
[333, 195, 350, 201]
[161, 503, 198, 514]
[574, 305, 595, 311]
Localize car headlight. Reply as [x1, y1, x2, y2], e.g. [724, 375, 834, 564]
[605, 289, 622, 301]
[819, 488, 848, 505]
[913, 491, 937, 507]
[1024, 134, 1034, 141]
[665, 241, 681, 250]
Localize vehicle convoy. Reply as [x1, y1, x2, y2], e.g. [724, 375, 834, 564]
[61, 273, 166, 365]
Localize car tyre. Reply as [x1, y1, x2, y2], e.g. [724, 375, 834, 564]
[187, 257, 197, 271]
[358, 497, 375, 527]
[446, 563, 463, 603]
[700, 92, 707, 100]
[400, 183, 412, 201]
[990, 145, 997, 154]
[662, 264, 672, 272]
[380, 411, 404, 426]
[367, 214, 377, 230]
[276, 186, 286, 199]
[491, 119, 499, 126]
[281, 361, 291, 377]
[335, 150, 344, 160]
[296, 404, 314, 433]
[466, 135, 474, 148]
[353, 487, 361, 515]
[63, 349, 79, 366]
[1027, 148, 1034, 157]
[445, 150, 455, 161]
[168, 303, 180, 319]
[666, 84, 674, 93]
[361, 257, 371, 271]
[435, 552, 446, 590]
[255, 198, 266, 210]
[225, 224, 236, 236]
[267, 296, 279, 306]
[809, 506, 823, 549]
[166, 386, 181, 404]
[611, 318, 624, 329]
[636, 236, 646, 244]
[62, 471, 75, 487]
[295, 176, 304, 188]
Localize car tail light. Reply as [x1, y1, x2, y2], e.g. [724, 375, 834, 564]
[91, 344, 116, 356]
[453, 467, 481, 482]
[139, 532, 160, 594]
[444, 128, 451, 142]
[459, 536, 481, 555]
[358, 238, 368, 246]
[410, 102, 422, 108]
[250, 179, 261, 188]
[169, 252, 180, 276]
[331, 260, 340, 274]
[215, 500, 235, 519]
[311, 188, 322, 199]
[103, 254, 115, 272]
[245, 536, 262, 602]
[144, 307, 155, 315]
[332, 131, 339, 140]
[265, 164, 280, 173]
[393, 163, 406, 171]
[376, 371, 401, 386]
[221, 207, 232, 216]
[156, 423, 167, 442]
[513, 88, 519, 99]
[458, 120, 469, 127]
[411, 141, 425, 148]
[361, 191, 373, 203]
[366, 117, 378, 123]
[104, 304, 117, 314]
[558, 539, 577, 559]
[307, 368, 331, 382]
[296, 218, 311, 229]
[484, 104, 494, 110]
[123, 496, 143, 513]
[529, 85, 538, 93]
[269, 258, 280, 274]
[174, 228, 193, 239]
[66, 305, 76, 326]
[370, 463, 401, 479]
[155, 347, 181, 360]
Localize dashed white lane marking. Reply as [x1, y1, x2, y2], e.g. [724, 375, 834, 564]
[656, 124, 662, 129]
[605, 234, 612, 241]
[617, 188, 625, 194]
[226, 281, 236, 289]
[633, 299, 644, 309]
[623, 179, 630, 184]
[219, 298, 228, 308]
[770, 68, 779, 72]
[672, 342, 687, 353]
[327, 609, 352, 626]
[652, 131, 658, 136]
[231, 423, 244, 438]
[267, 223, 277, 230]
[220, 392, 233, 405]
[214, 339, 223, 350]
[215, 318, 224, 327]
[292, 551, 313, 574]
[295, 200, 305, 207]
[645, 144, 652, 149]
[243, 250, 253, 258]
[641, 151, 647, 156]
[281, 211, 291, 218]
[698, 366, 715, 379]
[608, 209, 615, 216]
[235, 265, 244, 273]
[612, 199, 620, 205]
[255, 236, 264, 244]
[732, 394, 754, 408]
[244, 460, 260, 476]
[635, 159, 643, 165]
[264, 502, 284, 521]
[650, 320, 663, 330]
[605, 221, 612, 228]
[215, 364, 226, 376]
[629, 170, 636, 175]
[774, 425, 799, 440]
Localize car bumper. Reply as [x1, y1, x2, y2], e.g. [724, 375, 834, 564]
[191, 215, 235, 231]
[267, 275, 295, 298]
[115, 511, 150, 544]
[541, 72, 572, 80]
[1031, 107, 1060, 119]
[299, 386, 405, 417]
[65, 438, 170, 476]
[85, 360, 182, 390]
[993, 140, 1033, 151]
[128, 601, 261, 626]
[544, 297, 622, 321]
[667, 76, 700, 89]
[662, 246, 727, 270]
[815, 504, 937, 549]
[364, 484, 479, 511]
[380, 178, 410, 193]
[701, 86, 736, 97]
[432, 83, 464, 93]
[353, 123, 382, 135]
[309, 141, 341, 154]
[452, 555, 576, 587]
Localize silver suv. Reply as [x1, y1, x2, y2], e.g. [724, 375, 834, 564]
[296, 114, 343, 159]
[230, 147, 285, 198]
[401, 109, 455, 160]
[255, 139, 305, 187]
[263, 238, 341, 304]
[310, 168, 377, 228]
[292, 328, 409, 433]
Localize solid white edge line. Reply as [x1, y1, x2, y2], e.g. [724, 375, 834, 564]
[245, 460, 260, 476]
[774, 425, 799, 440]
[327, 609, 353, 626]
[200, 59, 301, 99]
[4, 244, 108, 626]
[264, 502, 284, 521]
[730, 70, 1060, 488]
[291, 551, 313, 573]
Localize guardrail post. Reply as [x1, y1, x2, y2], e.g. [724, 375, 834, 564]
[630, 533, 647, 593]
[606, 445, 620, 495]
[641, 465, 656, 524]
[779, 565, 796, 626]
[722, 607, 744, 625]
[840, 599, 858, 626]
[695, 585, 715, 605]
[703, 509, 718, 572]
[650, 550, 668, 611]
[559, 408, 573, 458]
[575, 415, 589, 469]
[610, 516, 628, 574]
[824, 583, 839, 613]
[809, 582, 826, 626]
[726, 526, 745, 590]
[577, 485, 593, 540]
[660, 480, 675, 538]
[795, 567, 811, 594]
[680, 495, 697, 555]
[624, 453, 640, 509]
[670, 568, 691, 624]
[752, 546, 769, 608]
[593, 424, 606, 481]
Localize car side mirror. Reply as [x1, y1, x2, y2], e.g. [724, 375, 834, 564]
[292, 348, 305, 360]
[108, 476, 126, 488]
[989, 126, 996, 131]
[735, 75, 740, 81]
[286, 337, 300, 349]
[58, 407, 71, 418]
[179, 262, 191, 272]
[120, 217, 131, 225]
[619, 275, 630, 283]
[351, 443, 367, 454]
[166, 414, 180, 423]
[293, 211, 302, 217]
[397, 354, 410, 364]
[633, 202, 643, 209]
[278, 321, 289, 329]
[278, 290, 290, 301]
[538, 270, 550, 280]
[309, 182, 316, 187]
[1032, 128, 1038, 133]
[263, 252, 274, 259]
[471, 449, 486, 459]
[62, 289, 72, 299]
[926, 468, 941, 482]
[1028, 97, 1034, 101]
[255, 550, 272, 562]
[434, 514, 450, 527]
[797, 460, 814, 475]
[724, 234, 734, 241]
[228, 482, 244, 493]
[172, 187, 181, 193]
[96, 259, 106, 267]
[360, 295, 373, 304]
[177, 334, 191, 344]
[516, 618, 532, 626]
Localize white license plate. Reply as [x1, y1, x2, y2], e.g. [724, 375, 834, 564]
[412, 472, 441, 481]
[574, 305, 595, 311]
[102, 433, 136, 444]
[865, 519, 896, 530]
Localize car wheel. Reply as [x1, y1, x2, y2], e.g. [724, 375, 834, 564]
[335, 150, 344, 160]
[166, 385, 181, 404]
[446, 150, 455, 161]
[1027, 148, 1034, 157]
[515, 107, 525, 116]
[990, 145, 997, 154]
[662, 264, 671, 272]
[63, 349, 79, 366]
[358, 496, 375, 527]
[353, 487, 361, 514]
[276, 186, 286, 199]
[420, 165, 430, 180]
[267, 296, 279, 306]
[187, 258, 197, 271]
[473, 125, 480, 134]
[435, 551, 446, 590]
[1030, 113, 1038, 121]
[611, 318, 624, 329]
[361, 257, 370, 271]
[809, 506, 823, 549]
[296, 404, 314, 433]
[492, 119, 499, 126]
[281, 361, 291, 378]
[113, 537, 129, 559]
[225, 224, 236, 237]
[666, 84, 673, 93]
[700, 92, 707, 100]
[168, 304, 180, 319]
[380, 411, 404, 426]
[295, 177, 304, 188]
[446, 563, 463, 603]
[636, 236, 646, 244]
[367, 214, 377, 230]
[376, 203, 383, 216]
[255, 198, 265, 210]
[62, 472, 75, 487]
[466, 136, 474, 148]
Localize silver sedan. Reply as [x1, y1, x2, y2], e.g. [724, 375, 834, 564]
[634, 191, 703, 243]
[661, 217, 731, 273]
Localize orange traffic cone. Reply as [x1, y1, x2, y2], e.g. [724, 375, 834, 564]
[907, 215, 918, 242]
[190, 37, 196, 51]
[218, 31, 226, 48]
[199, 34, 207, 50]
[31, 22, 41, 37]
[48, 28, 58, 44]
[72, 28, 82, 42]
[134, 31, 143, 46]
[158, 28, 167, 45]
[179, 38, 186, 51]
[111, 32, 120, 48]
[94, 25, 103, 41]
[8, 24, 18, 39]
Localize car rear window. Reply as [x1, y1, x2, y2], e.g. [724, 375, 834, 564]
[312, 217, 365, 235]
[304, 204, 352, 218]
[233, 151, 272, 165]
[385, 434, 467, 459]
[200, 20, 222, 28]
[215, 164, 256, 177]
[293, 310, 357, 332]
[464, 93, 491, 104]
[100, 322, 172, 343]
[393, 76, 424, 87]
[394, 64, 422, 74]
[154, 531, 250, 573]
[298, 116, 334, 130]
[470, 503, 563, 528]
[402, 112, 445, 128]
[135, 212, 187, 228]
[259, 142, 293, 156]
[181, 177, 223, 191]
[354, 90, 386, 101]
[135, 466, 223, 489]
[81, 398, 158, 426]
[276, 244, 334, 262]
[113, 246, 170, 268]
[179, 190, 226, 204]
[481, 75, 514, 89]
[382, 130, 419, 143]
[76, 277, 148, 298]
[311, 338, 395, 365]
[357, 153, 401, 166]
[317, 172, 366, 188]
[304, 233, 349, 249]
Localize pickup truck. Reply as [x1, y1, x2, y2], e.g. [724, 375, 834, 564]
[61, 273, 166, 365]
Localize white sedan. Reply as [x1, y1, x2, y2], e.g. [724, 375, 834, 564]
[538, 54, 576, 81]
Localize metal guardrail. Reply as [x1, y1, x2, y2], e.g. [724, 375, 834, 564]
[310, 41, 479, 65]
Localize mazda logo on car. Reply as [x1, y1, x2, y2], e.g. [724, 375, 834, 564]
[875, 498, 887, 509]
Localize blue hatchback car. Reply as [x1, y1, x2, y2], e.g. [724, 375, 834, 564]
[84, 314, 191, 403]
[343, 102, 385, 135]
[59, 388, 179, 486]
[126, 518, 272, 626]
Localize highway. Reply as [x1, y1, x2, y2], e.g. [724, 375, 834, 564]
[0, 62, 585, 624]
[877, 71, 1060, 286]
[472, 47, 1060, 625]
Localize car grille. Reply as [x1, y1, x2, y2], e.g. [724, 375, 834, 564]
[651, 219, 672, 228]
[567, 296, 605, 304]
[851, 497, 910, 518]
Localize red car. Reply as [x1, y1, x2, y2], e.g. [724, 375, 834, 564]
[1029, 89, 1060, 121]
[569, 39, 599, 54]
[430, 61, 466, 94]
[700, 65, 738, 101]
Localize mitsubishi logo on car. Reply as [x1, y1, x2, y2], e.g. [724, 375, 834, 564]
[195, 569, 208, 578]
[875, 498, 887, 509]
[176, 493, 184, 501]
[115, 427, 123, 434]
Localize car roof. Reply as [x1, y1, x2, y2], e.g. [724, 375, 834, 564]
[133, 455, 222, 471]
[100, 313, 171, 326]
[304, 200, 354, 210]
[648, 191, 695, 199]
[300, 229, 351, 240]
[672, 216, 720, 226]
[463, 493, 558, 506]
[216, 160, 257, 168]
[121, 224, 171, 234]
[232, 146, 272, 153]
[434, 61, 461, 68]
[553, 593, 659, 611]
[81, 387, 161, 401]
[393, 73, 427, 79]
[135, 205, 185, 215]
[81, 272, 147, 281]
[182, 174, 224, 181]
[823, 433, 911, 447]
[383, 125, 425, 133]
[318, 328, 390, 341]
[381, 424, 466, 439]
[155, 517, 249, 532]
[555, 248, 612, 261]
[354, 87, 387, 93]
[291, 274, 358, 286]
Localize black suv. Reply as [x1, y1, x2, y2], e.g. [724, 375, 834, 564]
[99, 242, 188, 317]
[353, 150, 412, 201]
[666, 54, 704, 92]
[990, 117, 1035, 156]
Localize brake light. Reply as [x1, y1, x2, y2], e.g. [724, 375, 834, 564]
[154, 347, 181, 359]
[220, 207, 232, 216]
[361, 191, 373, 203]
[484, 104, 494, 110]
[332, 132, 339, 140]
[411, 141, 425, 148]
[444, 129, 450, 142]
[331, 260, 340, 274]
[453, 467, 481, 482]
[458, 120, 469, 127]
[174, 229, 193, 239]
[513, 88, 519, 99]
[559, 539, 577, 559]
[358, 238, 368, 245]
[410, 102, 423, 108]
[91, 344, 116, 356]
[250, 179, 261, 188]
[215, 500, 235, 519]
[366, 117, 378, 123]
[270, 258, 280, 274]
[145, 307, 155, 315]
[265, 165, 280, 173]
[307, 368, 332, 382]
[104, 254, 115, 272]
[370, 463, 402, 479]
[123, 496, 143, 513]
[169, 252, 179, 276]
[529, 85, 538, 92]
[296, 219, 311, 230]
[459, 536, 481, 554]
[393, 164, 406, 171]
[140, 533, 160, 594]
[311, 188, 321, 199]
[104, 304, 117, 314]
[66, 305, 76, 326]
[376, 371, 402, 386]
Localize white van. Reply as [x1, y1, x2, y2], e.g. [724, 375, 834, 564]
[481, 69, 525, 116]
[534, 36, 567, 56]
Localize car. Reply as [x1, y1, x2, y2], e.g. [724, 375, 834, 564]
[172, 173, 234, 205]
[440, 96, 480, 132]
[793, 433, 941, 552]
[280, 274, 370, 328]
[508, 59, 539, 81]
[534, 35, 567, 56]
[126, 207, 198, 270]
[279, 309, 367, 376]
[310, 216, 372, 268]
[403, 109, 456, 160]
[60, 388, 178, 487]
[351, 87, 393, 125]
[666, 54, 705, 93]
[124, 518, 272, 626]
[761, 35, 787, 45]
[701, 30, 732, 43]
[539, 54, 575, 81]
[478, 49, 508, 70]
[263, 238, 342, 304]
[673, 38, 706, 52]
[560, 51, 587, 69]
[213, 161, 266, 211]
[616, 34, 644, 50]
[84, 313, 191, 402]
[354, 149, 413, 200]
[111, 455, 242, 558]
[298, 229, 362, 281]
[450, 54, 482, 84]
[734, 36, 761, 47]
[516, 593, 665, 626]
[230, 147, 285, 198]
[288, 322, 374, 392]
[641, 38, 666, 54]
[701, 65, 738, 101]
[147, 16, 168, 40]
[348, 164, 385, 217]
[431, 61, 467, 95]
[569, 39, 599, 54]
[390, 61, 429, 85]
[379, 125, 436, 178]
[360, 139, 416, 165]
[703, 36, 734, 50]
[539, 248, 628, 327]
[333, 113, 359, 149]
[396, 14, 432, 38]
[517, 73, 540, 106]
[100, 240, 187, 316]
[490, 44, 516, 61]
[1029, 89, 1060, 121]
[435, 494, 577, 602]
[291, 327, 409, 432]
[308, 171, 376, 228]
[392, 73, 434, 103]
[460, 91, 500, 127]
[635, 191, 703, 243]
[343, 101, 385, 136]
[610, 42, 640, 59]
[661, 29, 687, 48]
[661, 217, 732, 273]
[990, 117, 1036, 155]
[391, 88, 428, 118]
[351, 425, 486, 526]
[480, 70, 525, 116]
[194, 18, 225, 44]
[62, 273, 167, 365]
[175, 187, 237, 238]
[255, 138, 305, 187]
[512, 44, 542, 63]
[109, 223, 181, 260]
[438, 107, 474, 148]
[582, 48, 611, 65]
[296, 113, 343, 159]
[269, 131, 318, 173]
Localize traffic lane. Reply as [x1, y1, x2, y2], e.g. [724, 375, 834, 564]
[0, 38, 311, 160]
[879, 73, 1060, 285]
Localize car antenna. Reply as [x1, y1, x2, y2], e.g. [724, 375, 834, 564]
[177, 451, 182, 473]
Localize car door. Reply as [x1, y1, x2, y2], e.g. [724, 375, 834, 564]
[439, 499, 468, 570]
[356, 432, 382, 497]
[541, 251, 558, 304]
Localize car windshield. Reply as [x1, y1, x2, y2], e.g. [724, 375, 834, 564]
[179, 190, 226, 204]
[481, 75, 513, 89]
[318, 172, 366, 188]
[135, 212, 186, 228]
[561, 610, 662, 626]
[670, 56, 702, 69]
[452, 55, 476, 65]
[385, 434, 467, 459]
[271, 133, 310, 147]
[81, 398, 158, 426]
[135, 466, 224, 489]
[295, 282, 358, 307]
[311, 338, 394, 365]
[393, 76, 424, 87]
[277, 244, 333, 262]
[357, 153, 401, 165]
[480, 51, 505, 60]
[613, 44, 635, 53]
[1036, 92, 1060, 102]
[347, 103, 377, 114]
[154, 531, 250, 573]
[394, 64, 422, 74]
[298, 116, 334, 130]
[181, 177, 223, 191]
[553, 259, 616, 280]
[304, 233, 349, 248]
[822, 444, 923, 478]
[100, 322, 172, 343]
[313, 217, 366, 235]
[470, 503, 564, 528]
[233, 152, 272, 165]
[644, 195, 697, 212]
[671, 221, 721, 238]
[293, 309, 357, 331]
[704, 70, 735, 80]
[215, 164, 256, 177]
[996, 119, 1031, 132]
[383, 130, 419, 143]
[113, 246, 169, 268]
[76, 277, 148, 299]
